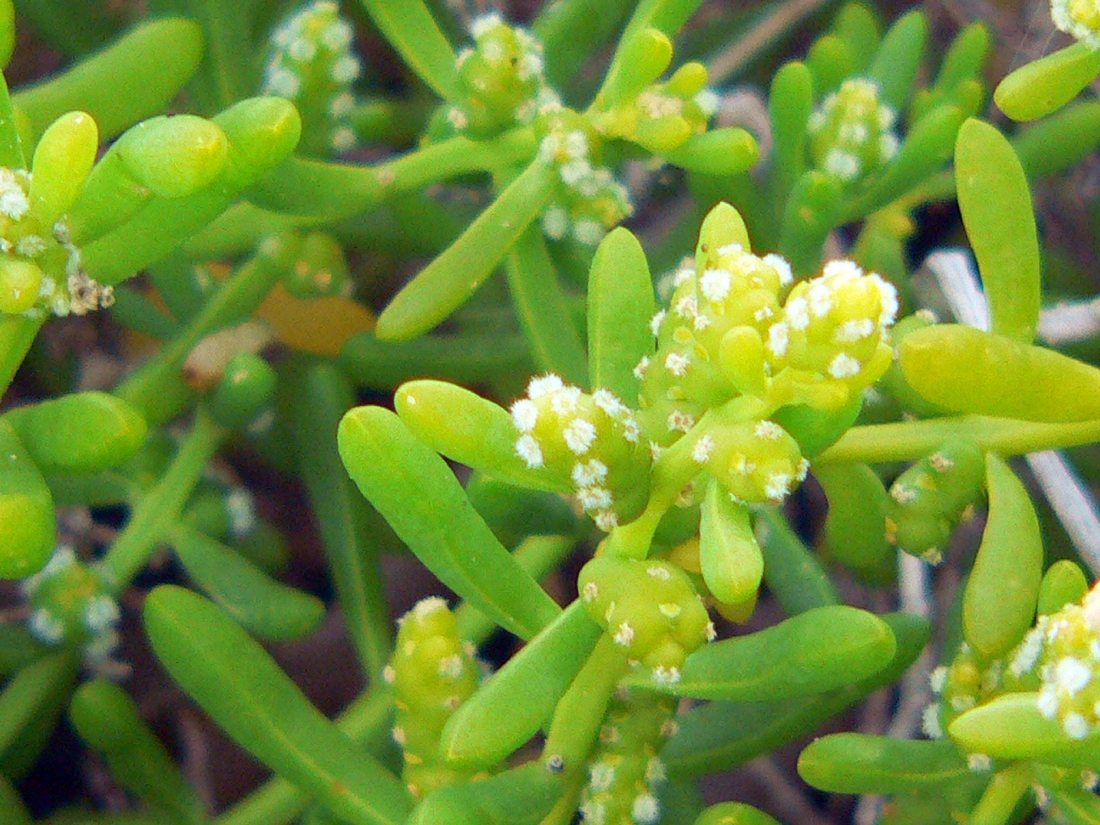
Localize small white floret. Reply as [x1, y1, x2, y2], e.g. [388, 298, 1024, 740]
[700, 268, 733, 303]
[515, 434, 544, 468]
[692, 435, 714, 464]
[563, 418, 598, 455]
[510, 398, 539, 432]
[828, 352, 862, 379]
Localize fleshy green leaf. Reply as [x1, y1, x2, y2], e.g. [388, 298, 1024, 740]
[798, 735, 970, 794]
[955, 118, 1040, 343]
[144, 586, 411, 825]
[962, 453, 1043, 661]
[440, 601, 601, 768]
[338, 405, 561, 640]
[648, 605, 896, 700]
[588, 227, 655, 401]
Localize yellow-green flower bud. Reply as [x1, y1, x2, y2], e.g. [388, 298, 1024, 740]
[808, 78, 900, 184]
[600, 55, 718, 156]
[21, 546, 120, 661]
[0, 156, 109, 318]
[262, 0, 361, 157]
[765, 259, 898, 407]
[578, 557, 713, 683]
[510, 374, 649, 530]
[448, 14, 549, 137]
[386, 597, 482, 798]
[639, 245, 793, 444]
[699, 420, 809, 505]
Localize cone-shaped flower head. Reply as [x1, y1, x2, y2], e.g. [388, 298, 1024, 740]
[579, 556, 713, 684]
[808, 78, 900, 183]
[449, 13, 553, 137]
[21, 546, 120, 661]
[1052, 0, 1100, 49]
[262, 0, 361, 156]
[386, 597, 481, 798]
[511, 375, 650, 530]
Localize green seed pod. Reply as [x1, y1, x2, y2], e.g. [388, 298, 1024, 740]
[4, 391, 147, 473]
[21, 546, 118, 660]
[578, 556, 713, 685]
[0, 420, 54, 580]
[387, 598, 481, 799]
[885, 440, 985, 564]
[262, 0, 362, 157]
[207, 352, 277, 432]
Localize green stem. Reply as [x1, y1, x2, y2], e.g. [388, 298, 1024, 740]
[817, 415, 1100, 465]
[0, 314, 45, 401]
[608, 395, 773, 558]
[115, 257, 280, 426]
[99, 411, 227, 591]
[247, 129, 537, 219]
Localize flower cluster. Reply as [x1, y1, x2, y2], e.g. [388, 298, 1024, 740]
[808, 78, 900, 183]
[384, 597, 483, 798]
[1019, 585, 1100, 740]
[262, 0, 361, 156]
[599, 60, 719, 154]
[256, 229, 351, 299]
[1052, 0, 1100, 50]
[537, 109, 633, 246]
[577, 688, 678, 825]
[447, 14, 557, 138]
[885, 440, 985, 565]
[510, 374, 649, 531]
[578, 557, 713, 686]
[21, 546, 120, 661]
[576, 557, 710, 825]
[0, 169, 109, 317]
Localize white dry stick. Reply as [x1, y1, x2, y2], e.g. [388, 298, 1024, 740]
[923, 249, 1100, 576]
[1038, 295, 1100, 345]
